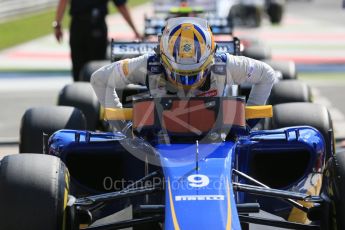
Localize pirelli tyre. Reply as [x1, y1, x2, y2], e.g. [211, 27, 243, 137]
[268, 80, 311, 105]
[321, 150, 345, 229]
[264, 60, 297, 80]
[269, 102, 334, 159]
[79, 60, 109, 82]
[229, 4, 262, 27]
[0, 154, 74, 230]
[20, 106, 86, 153]
[58, 82, 100, 130]
[266, 0, 285, 24]
[242, 45, 272, 61]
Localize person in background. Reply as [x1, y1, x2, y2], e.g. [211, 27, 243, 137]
[53, 0, 141, 81]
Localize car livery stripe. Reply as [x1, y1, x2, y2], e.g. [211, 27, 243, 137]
[99, 106, 105, 121]
[62, 171, 69, 230]
[168, 178, 181, 230]
[288, 174, 322, 223]
[62, 188, 68, 230]
[65, 172, 70, 190]
[226, 179, 232, 230]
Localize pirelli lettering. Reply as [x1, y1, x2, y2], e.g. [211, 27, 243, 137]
[175, 195, 225, 201]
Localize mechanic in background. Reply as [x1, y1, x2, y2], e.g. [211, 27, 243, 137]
[53, 0, 141, 81]
[91, 17, 277, 125]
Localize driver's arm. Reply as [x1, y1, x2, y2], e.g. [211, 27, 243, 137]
[226, 54, 277, 106]
[91, 55, 149, 108]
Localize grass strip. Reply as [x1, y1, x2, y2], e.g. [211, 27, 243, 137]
[0, 0, 148, 51]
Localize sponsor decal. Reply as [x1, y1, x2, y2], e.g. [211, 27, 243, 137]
[212, 64, 226, 74]
[115, 62, 124, 78]
[149, 65, 162, 73]
[247, 66, 254, 79]
[183, 43, 192, 52]
[197, 89, 218, 97]
[122, 59, 129, 76]
[113, 43, 156, 55]
[175, 195, 225, 201]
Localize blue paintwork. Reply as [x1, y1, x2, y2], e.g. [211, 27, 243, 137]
[48, 125, 326, 227]
[236, 126, 325, 217]
[157, 142, 240, 229]
[48, 130, 126, 159]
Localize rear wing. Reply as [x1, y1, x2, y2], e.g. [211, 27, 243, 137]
[111, 38, 241, 62]
[144, 16, 233, 37]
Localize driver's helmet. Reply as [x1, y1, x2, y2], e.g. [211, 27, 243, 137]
[160, 17, 216, 90]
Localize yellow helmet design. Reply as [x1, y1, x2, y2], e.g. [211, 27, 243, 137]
[160, 17, 216, 89]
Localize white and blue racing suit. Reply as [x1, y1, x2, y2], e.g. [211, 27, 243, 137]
[91, 53, 277, 109]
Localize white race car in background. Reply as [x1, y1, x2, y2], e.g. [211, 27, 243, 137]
[218, 0, 285, 27]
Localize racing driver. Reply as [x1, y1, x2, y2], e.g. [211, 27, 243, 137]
[91, 17, 277, 115]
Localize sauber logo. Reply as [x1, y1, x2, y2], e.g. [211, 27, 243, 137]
[175, 195, 225, 201]
[113, 44, 156, 54]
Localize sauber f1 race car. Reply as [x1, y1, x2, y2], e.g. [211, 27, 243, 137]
[1, 94, 343, 230]
[0, 35, 342, 230]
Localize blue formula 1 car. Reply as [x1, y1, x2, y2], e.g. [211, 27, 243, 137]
[0, 93, 344, 230]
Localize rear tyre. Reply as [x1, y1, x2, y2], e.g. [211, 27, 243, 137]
[58, 82, 100, 130]
[20, 106, 86, 153]
[229, 5, 262, 27]
[268, 80, 311, 105]
[269, 103, 334, 159]
[0, 154, 72, 230]
[264, 60, 297, 80]
[79, 60, 109, 82]
[246, 5, 262, 27]
[243, 45, 272, 60]
[267, 0, 284, 24]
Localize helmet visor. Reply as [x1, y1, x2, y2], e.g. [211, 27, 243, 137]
[165, 67, 207, 87]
